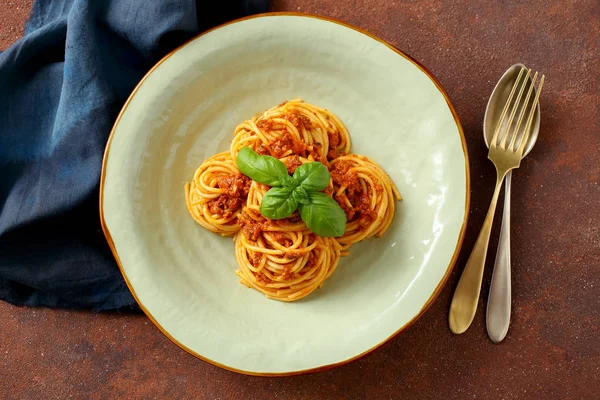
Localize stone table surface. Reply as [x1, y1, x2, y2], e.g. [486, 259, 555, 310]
[1, 1, 599, 399]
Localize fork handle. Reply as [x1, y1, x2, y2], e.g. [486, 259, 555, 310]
[486, 171, 512, 343]
[449, 171, 507, 334]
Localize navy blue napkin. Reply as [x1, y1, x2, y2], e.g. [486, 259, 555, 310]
[0, 0, 269, 311]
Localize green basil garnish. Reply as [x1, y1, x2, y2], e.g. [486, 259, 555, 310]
[260, 187, 298, 220]
[292, 162, 330, 192]
[236, 147, 347, 237]
[281, 174, 297, 190]
[298, 192, 347, 237]
[292, 186, 310, 205]
[236, 147, 289, 187]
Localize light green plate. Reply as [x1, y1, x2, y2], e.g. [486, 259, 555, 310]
[101, 13, 469, 376]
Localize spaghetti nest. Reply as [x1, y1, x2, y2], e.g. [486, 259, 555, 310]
[185, 100, 400, 301]
[233, 181, 342, 301]
[330, 154, 402, 251]
[184, 152, 250, 236]
[230, 99, 351, 164]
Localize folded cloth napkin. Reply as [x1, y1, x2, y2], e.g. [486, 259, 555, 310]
[0, 0, 269, 310]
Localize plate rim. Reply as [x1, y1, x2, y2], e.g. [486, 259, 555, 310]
[99, 12, 471, 377]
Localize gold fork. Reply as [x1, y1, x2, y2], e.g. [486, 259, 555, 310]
[449, 67, 545, 334]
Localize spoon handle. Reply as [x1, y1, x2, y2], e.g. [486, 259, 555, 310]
[486, 171, 512, 343]
[449, 171, 506, 334]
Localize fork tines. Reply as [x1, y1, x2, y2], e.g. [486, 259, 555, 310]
[491, 66, 545, 154]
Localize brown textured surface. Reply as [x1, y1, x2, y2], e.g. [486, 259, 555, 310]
[1, 0, 599, 399]
[0, 0, 33, 50]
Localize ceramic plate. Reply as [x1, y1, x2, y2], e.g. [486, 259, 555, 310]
[101, 14, 469, 375]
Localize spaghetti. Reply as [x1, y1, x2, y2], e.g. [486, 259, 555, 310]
[184, 152, 250, 236]
[330, 154, 402, 251]
[185, 100, 401, 301]
[230, 99, 351, 164]
[234, 207, 342, 302]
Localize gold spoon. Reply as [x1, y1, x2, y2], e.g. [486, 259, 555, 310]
[483, 64, 541, 343]
[449, 66, 545, 334]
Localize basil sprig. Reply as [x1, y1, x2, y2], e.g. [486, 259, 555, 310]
[236, 147, 347, 237]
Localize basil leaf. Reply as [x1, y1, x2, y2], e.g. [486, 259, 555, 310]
[236, 147, 289, 186]
[298, 192, 347, 237]
[292, 162, 330, 192]
[260, 187, 298, 220]
[292, 186, 310, 205]
[281, 174, 298, 190]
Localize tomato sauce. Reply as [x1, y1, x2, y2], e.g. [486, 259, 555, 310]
[284, 155, 303, 174]
[207, 173, 251, 219]
[237, 211, 270, 241]
[330, 160, 379, 226]
[207, 195, 244, 219]
[216, 173, 251, 198]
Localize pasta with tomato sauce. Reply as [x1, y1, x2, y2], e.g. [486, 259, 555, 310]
[185, 100, 400, 301]
[184, 152, 251, 235]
